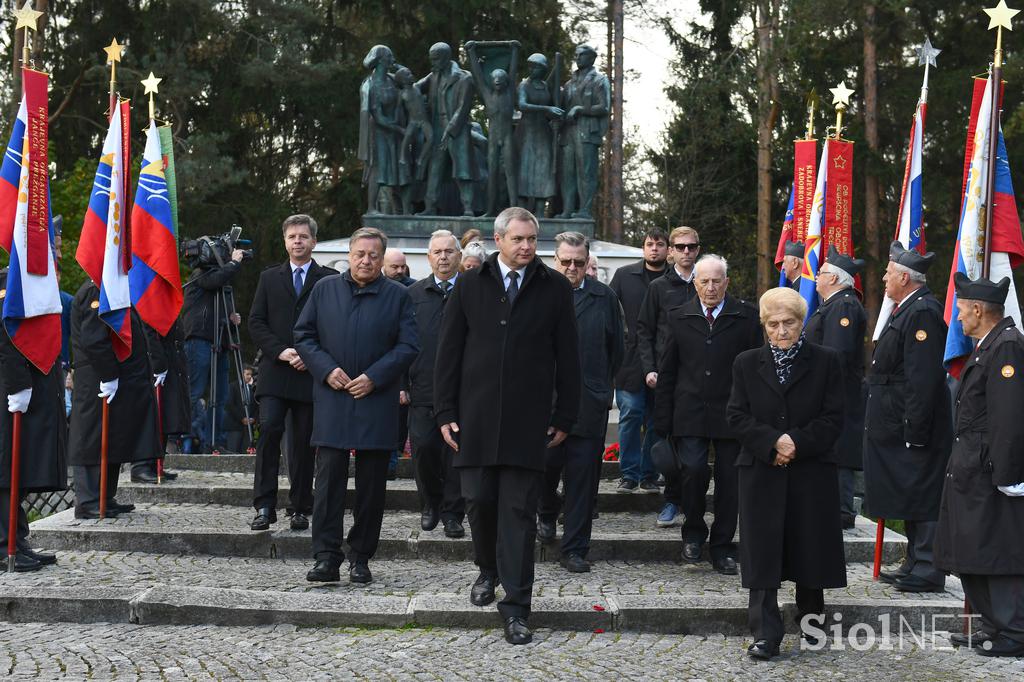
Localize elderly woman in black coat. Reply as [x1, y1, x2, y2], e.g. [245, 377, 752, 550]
[726, 287, 847, 660]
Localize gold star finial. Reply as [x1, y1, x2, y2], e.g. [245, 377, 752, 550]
[985, 1, 1020, 30]
[830, 81, 855, 109]
[103, 38, 124, 64]
[12, 2, 43, 31]
[141, 72, 162, 96]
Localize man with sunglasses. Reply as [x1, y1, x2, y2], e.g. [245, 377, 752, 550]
[636, 226, 700, 528]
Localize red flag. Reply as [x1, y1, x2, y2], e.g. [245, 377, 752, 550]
[791, 139, 817, 243]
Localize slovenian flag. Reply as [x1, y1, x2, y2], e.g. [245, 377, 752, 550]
[0, 78, 62, 373]
[943, 75, 1024, 376]
[129, 121, 182, 335]
[775, 184, 795, 288]
[799, 139, 829, 320]
[76, 101, 132, 359]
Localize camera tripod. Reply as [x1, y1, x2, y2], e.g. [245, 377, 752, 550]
[209, 284, 255, 453]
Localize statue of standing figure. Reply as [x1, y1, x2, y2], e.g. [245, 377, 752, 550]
[358, 45, 404, 215]
[557, 44, 610, 219]
[517, 52, 563, 216]
[394, 65, 432, 215]
[416, 42, 477, 217]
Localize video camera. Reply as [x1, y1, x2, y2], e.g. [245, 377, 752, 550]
[180, 225, 254, 268]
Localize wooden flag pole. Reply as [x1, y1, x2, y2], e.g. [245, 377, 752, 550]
[156, 385, 164, 485]
[872, 519, 885, 579]
[99, 400, 110, 518]
[7, 413, 22, 572]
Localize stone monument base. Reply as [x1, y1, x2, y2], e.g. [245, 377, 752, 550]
[361, 214, 595, 240]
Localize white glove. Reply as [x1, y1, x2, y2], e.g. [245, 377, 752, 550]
[998, 483, 1024, 497]
[98, 379, 119, 404]
[7, 388, 31, 414]
[153, 372, 167, 387]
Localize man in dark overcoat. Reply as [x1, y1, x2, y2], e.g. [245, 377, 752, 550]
[296, 227, 418, 586]
[68, 281, 161, 518]
[806, 245, 867, 528]
[537, 231, 624, 572]
[435, 207, 580, 645]
[636, 226, 699, 528]
[248, 215, 336, 532]
[935, 273, 1024, 657]
[406, 230, 465, 538]
[653, 254, 762, 576]
[132, 318, 189, 483]
[0, 269, 65, 570]
[864, 242, 951, 593]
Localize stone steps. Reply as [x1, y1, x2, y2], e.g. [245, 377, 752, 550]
[0, 552, 962, 633]
[28, 503, 901, 564]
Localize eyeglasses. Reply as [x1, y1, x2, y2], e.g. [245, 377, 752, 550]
[557, 258, 588, 268]
[672, 243, 700, 252]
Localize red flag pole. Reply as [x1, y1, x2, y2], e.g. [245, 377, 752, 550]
[872, 518, 885, 579]
[99, 400, 109, 518]
[7, 413, 22, 572]
[155, 385, 164, 484]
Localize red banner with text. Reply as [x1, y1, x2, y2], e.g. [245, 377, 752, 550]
[792, 139, 818, 243]
[824, 139, 854, 257]
[23, 68, 48, 276]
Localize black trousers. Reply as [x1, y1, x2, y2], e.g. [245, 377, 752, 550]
[72, 464, 121, 511]
[538, 435, 603, 558]
[677, 436, 740, 560]
[311, 447, 389, 565]
[0, 490, 29, 551]
[253, 396, 315, 514]
[961, 574, 1024, 644]
[408, 406, 464, 521]
[462, 466, 542, 620]
[748, 586, 824, 647]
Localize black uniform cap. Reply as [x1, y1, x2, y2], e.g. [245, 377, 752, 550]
[783, 240, 804, 258]
[889, 240, 935, 274]
[825, 244, 865, 277]
[953, 271, 1010, 305]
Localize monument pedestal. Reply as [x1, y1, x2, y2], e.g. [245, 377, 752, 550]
[361, 214, 595, 240]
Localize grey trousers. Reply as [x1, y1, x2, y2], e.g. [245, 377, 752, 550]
[961, 574, 1024, 644]
[72, 464, 122, 510]
[904, 519, 945, 586]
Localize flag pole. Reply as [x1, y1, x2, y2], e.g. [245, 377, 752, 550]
[805, 88, 817, 141]
[7, 413, 22, 572]
[156, 385, 164, 485]
[103, 39, 124, 122]
[99, 401, 109, 518]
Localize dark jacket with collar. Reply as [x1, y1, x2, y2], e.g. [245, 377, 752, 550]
[569, 279, 625, 438]
[936, 318, 1024, 575]
[143, 318, 191, 435]
[653, 294, 762, 439]
[434, 253, 581, 470]
[181, 260, 242, 343]
[407, 274, 458, 409]
[804, 287, 867, 469]
[248, 259, 337, 403]
[609, 259, 663, 393]
[862, 285, 952, 520]
[294, 272, 419, 451]
[636, 265, 697, 378]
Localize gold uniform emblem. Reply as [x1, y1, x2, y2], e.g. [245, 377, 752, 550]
[915, 330, 927, 341]
[840, 317, 850, 327]
[1002, 365, 1015, 378]
[90, 300, 100, 309]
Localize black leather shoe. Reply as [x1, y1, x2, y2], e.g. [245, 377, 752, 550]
[713, 556, 738, 575]
[841, 514, 856, 530]
[682, 542, 702, 563]
[160, 469, 179, 481]
[877, 570, 908, 585]
[290, 513, 309, 531]
[74, 506, 120, 519]
[4, 552, 42, 572]
[349, 562, 372, 584]
[537, 518, 556, 542]
[977, 634, 1024, 657]
[470, 574, 496, 606]
[306, 560, 340, 582]
[421, 506, 440, 531]
[443, 518, 465, 538]
[893, 574, 944, 593]
[951, 630, 994, 648]
[801, 631, 820, 647]
[109, 501, 135, 514]
[130, 470, 160, 484]
[560, 553, 591, 573]
[747, 639, 779, 660]
[18, 546, 56, 566]
[503, 616, 533, 645]
[250, 507, 276, 531]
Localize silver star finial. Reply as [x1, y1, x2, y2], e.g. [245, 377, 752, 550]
[916, 38, 941, 68]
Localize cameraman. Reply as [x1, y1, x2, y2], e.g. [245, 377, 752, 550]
[182, 247, 245, 452]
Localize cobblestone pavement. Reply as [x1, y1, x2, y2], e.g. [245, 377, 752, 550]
[0, 552, 963, 603]
[0, 622, 1020, 681]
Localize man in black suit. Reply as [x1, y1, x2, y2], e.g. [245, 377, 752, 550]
[435, 207, 581, 645]
[247, 214, 336, 532]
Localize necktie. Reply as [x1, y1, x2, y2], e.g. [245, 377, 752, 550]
[294, 268, 303, 297]
[507, 270, 520, 305]
[440, 280, 453, 297]
[574, 287, 584, 301]
[705, 307, 715, 326]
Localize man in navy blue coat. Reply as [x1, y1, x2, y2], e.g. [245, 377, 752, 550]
[295, 227, 419, 585]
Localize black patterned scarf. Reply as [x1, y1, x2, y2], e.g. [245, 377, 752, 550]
[769, 333, 805, 385]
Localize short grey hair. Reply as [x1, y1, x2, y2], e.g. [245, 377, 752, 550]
[350, 226, 387, 251]
[282, 214, 318, 238]
[554, 231, 590, 254]
[892, 261, 926, 284]
[494, 207, 540, 237]
[429, 229, 460, 252]
[820, 265, 854, 289]
[462, 240, 488, 262]
[694, 253, 728, 278]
